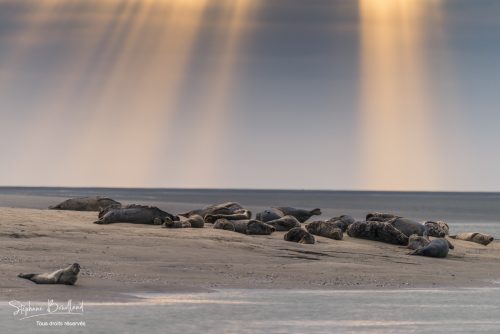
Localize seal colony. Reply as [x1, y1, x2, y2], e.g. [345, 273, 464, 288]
[20, 200, 494, 287]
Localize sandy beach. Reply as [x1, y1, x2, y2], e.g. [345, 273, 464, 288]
[1, 196, 499, 303]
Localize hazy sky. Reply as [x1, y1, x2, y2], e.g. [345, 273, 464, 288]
[1, 0, 500, 191]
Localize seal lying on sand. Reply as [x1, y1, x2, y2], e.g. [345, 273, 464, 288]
[180, 202, 248, 218]
[213, 219, 275, 235]
[387, 218, 447, 238]
[450, 232, 494, 246]
[409, 239, 449, 258]
[347, 221, 408, 245]
[94, 204, 177, 225]
[264, 216, 301, 231]
[406, 234, 431, 250]
[405, 234, 455, 250]
[425, 220, 449, 235]
[256, 207, 321, 223]
[49, 197, 120, 211]
[284, 227, 315, 244]
[204, 211, 252, 224]
[305, 221, 343, 240]
[163, 214, 205, 229]
[325, 215, 355, 232]
[18, 263, 80, 285]
[366, 212, 399, 222]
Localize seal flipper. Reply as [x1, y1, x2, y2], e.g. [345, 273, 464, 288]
[408, 249, 423, 256]
[18, 273, 36, 280]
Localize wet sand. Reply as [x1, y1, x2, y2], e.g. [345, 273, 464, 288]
[1, 203, 499, 302]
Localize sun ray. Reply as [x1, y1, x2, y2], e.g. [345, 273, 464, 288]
[358, 0, 443, 190]
[181, 0, 260, 187]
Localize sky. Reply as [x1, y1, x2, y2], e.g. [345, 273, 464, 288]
[0, 0, 500, 191]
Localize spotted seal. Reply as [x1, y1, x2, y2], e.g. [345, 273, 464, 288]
[94, 204, 177, 225]
[305, 221, 343, 240]
[284, 227, 315, 244]
[256, 207, 321, 223]
[264, 216, 301, 231]
[49, 197, 121, 211]
[449, 232, 494, 246]
[213, 219, 275, 235]
[18, 263, 80, 285]
[163, 215, 204, 229]
[409, 238, 449, 258]
[347, 221, 408, 245]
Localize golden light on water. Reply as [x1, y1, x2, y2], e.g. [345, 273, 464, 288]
[358, 0, 442, 190]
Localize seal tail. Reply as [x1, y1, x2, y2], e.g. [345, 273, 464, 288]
[18, 273, 36, 279]
[310, 208, 322, 216]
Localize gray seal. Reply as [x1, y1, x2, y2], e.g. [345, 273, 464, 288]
[347, 221, 408, 245]
[284, 227, 315, 244]
[163, 214, 205, 229]
[94, 204, 177, 225]
[409, 238, 449, 258]
[449, 232, 494, 246]
[256, 207, 321, 223]
[366, 212, 399, 222]
[180, 202, 249, 218]
[264, 215, 301, 231]
[324, 215, 355, 232]
[305, 221, 343, 240]
[213, 219, 275, 235]
[204, 211, 252, 224]
[49, 197, 120, 211]
[406, 234, 431, 250]
[388, 218, 446, 238]
[18, 263, 80, 285]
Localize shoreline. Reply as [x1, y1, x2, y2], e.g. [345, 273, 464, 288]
[1, 204, 499, 303]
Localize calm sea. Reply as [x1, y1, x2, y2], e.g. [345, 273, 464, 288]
[1, 187, 500, 234]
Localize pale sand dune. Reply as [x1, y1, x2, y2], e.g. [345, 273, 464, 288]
[0, 207, 499, 302]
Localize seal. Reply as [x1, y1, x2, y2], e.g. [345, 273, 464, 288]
[94, 204, 177, 225]
[386, 218, 446, 238]
[325, 215, 355, 232]
[366, 212, 399, 222]
[305, 221, 343, 240]
[180, 202, 248, 218]
[18, 263, 80, 285]
[162, 218, 191, 228]
[264, 215, 301, 231]
[347, 221, 409, 245]
[213, 219, 275, 235]
[449, 232, 494, 246]
[255, 209, 283, 222]
[204, 210, 252, 224]
[284, 227, 315, 244]
[256, 207, 321, 223]
[425, 220, 450, 235]
[213, 218, 236, 231]
[49, 197, 120, 211]
[409, 238, 449, 258]
[406, 234, 430, 250]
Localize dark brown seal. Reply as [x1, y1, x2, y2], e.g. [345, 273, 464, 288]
[305, 221, 343, 240]
[347, 221, 408, 245]
[284, 227, 315, 244]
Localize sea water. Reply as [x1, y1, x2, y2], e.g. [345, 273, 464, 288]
[2, 288, 500, 333]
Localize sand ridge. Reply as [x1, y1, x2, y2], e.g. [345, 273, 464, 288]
[1, 207, 499, 302]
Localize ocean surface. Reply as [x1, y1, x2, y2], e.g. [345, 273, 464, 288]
[1, 187, 499, 333]
[2, 288, 500, 334]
